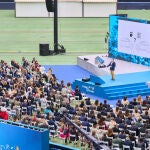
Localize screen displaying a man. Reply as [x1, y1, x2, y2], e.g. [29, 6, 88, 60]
[107, 59, 116, 80]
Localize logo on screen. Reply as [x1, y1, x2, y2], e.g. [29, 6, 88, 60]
[0, 145, 19, 150]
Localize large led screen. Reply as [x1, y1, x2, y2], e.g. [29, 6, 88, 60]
[118, 20, 150, 58]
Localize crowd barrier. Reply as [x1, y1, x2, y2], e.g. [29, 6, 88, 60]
[64, 115, 110, 150]
[49, 141, 79, 150]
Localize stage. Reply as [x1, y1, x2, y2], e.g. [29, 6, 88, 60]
[73, 15, 150, 100]
[77, 54, 150, 76]
[72, 54, 150, 100]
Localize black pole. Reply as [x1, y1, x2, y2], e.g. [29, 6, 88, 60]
[54, 0, 58, 54]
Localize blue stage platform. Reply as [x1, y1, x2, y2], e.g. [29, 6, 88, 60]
[72, 71, 150, 100]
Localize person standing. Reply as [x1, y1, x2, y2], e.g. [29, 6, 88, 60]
[107, 59, 116, 80]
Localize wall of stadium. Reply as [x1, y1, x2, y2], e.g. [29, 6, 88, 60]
[15, 0, 117, 17]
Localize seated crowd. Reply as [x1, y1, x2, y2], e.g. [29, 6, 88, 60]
[0, 58, 150, 150]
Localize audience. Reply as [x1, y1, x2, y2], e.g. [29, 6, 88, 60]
[0, 58, 150, 150]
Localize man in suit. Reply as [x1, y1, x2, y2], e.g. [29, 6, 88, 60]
[107, 59, 116, 80]
[47, 116, 57, 130]
[124, 136, 134, 150]
[112, 136, 123, 148]
[79, 113, 86, 121]
[136, 138, 145, 149]
[118, 130, 126, 139]
[81, 118, 92, 132]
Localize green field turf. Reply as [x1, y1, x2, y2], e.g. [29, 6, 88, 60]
[0, 10, 150, 64]
[0, 9, 150, 150]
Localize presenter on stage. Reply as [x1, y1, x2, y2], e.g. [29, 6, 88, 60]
[107, 59, 116, 80]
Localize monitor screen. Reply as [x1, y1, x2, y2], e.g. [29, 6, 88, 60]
[118, 19, 150, 58]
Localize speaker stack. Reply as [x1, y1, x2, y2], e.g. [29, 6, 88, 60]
[82, 78, 90, 82]
[45, 0, 54, 12]
[95, 82, 101, 85]
[41, 0, 66, 56]
[39, 44, 50, 56]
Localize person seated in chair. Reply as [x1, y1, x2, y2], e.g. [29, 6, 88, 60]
[103, 99, 109, 108]
[113, 124, 120, 133]
[47, 116, 57, 130]
[135, 118, 143, 128]
[85, 97, 91, 106]
[0, 106, 8, 120]
[136, 138, 145, 150]
[98, 118, 108, 130]
[69, 126, 78, 144]
[106, 104, 112, 113]
[82, 117, 92, 129]
[118, 120, 126, 129]
[109, 109, 116, 118]
[118, 130, 126, 139]
[125, 117, 132, 125]
[129, 133, 136, 145]
[101, 133, 108, 141]
[101, 107, 107, 116]
[109, 117, 117, 129]
[133, 108, 141, 121]
[144, 96, 150, 105]
[79, 100, 85, 108]
[88, 115, 96, 124]
[75, 85, 82, 100]
[112, 135, 123, 148]
[139, 124, 147, 134]
[107, 128, 115, 138]
[79, 113, 86, 121]
[129, 121, 139, 136]
[127, 101, 134, 110]
[121, 96, 129, 106]
[123, 136, 134, 150]
[116, 99, 124, 108]
[142, 111, 149, 120]
[96, 102, 103, 111]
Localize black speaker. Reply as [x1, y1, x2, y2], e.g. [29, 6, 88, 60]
[45, 0, 54, 12]
[82, 78, 90, 82]
[84, 58, 89, 61]
[95, 82, 101, 86]
[39, 44, 50, 56]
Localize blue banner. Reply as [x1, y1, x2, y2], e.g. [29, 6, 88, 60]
[0, 122, 49, 150]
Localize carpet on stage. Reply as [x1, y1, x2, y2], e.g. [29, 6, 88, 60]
[43, 65, 150, 107]
[43, 65, 93, 84]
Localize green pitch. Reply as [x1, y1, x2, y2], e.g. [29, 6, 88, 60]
[0, 10, 150, 64]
